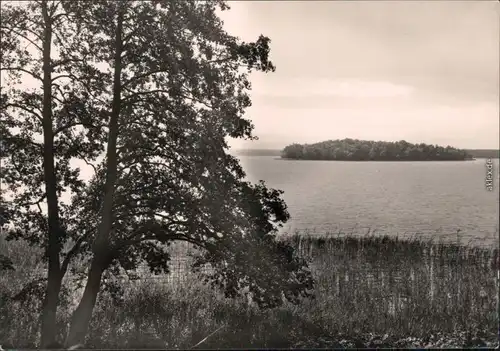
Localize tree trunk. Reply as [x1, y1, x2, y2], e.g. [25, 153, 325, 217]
[40, 1, 64, 347]
[64, 257, 106, 347]
[65, 3, 124, 346]
[40, 269, 63, 347]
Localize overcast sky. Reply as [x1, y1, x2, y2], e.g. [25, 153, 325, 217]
[220, 1, 499, 150]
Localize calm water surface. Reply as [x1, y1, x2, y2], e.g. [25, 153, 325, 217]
[237, 156, 499, 247]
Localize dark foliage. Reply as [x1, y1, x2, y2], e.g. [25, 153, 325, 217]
[281, 139, 474, 161]
[1, 0, 314, 345]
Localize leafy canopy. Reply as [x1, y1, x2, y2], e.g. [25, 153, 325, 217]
[1, 0, 314, 309]
[282, 138, 472, 161]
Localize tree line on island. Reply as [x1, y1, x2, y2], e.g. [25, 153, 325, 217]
[232, 147, 499, 159]
[280, 139, 475, 161]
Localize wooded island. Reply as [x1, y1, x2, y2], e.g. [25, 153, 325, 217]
[281, 139, 474, 161]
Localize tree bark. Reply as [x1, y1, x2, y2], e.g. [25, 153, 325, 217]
[64, 256, 107, 346]
[65, 3, 124, 346]
[40, 1, 64, 347]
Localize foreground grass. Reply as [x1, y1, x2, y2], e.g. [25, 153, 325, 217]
[1, 233, 498, 348]
[285, 234, 498, 336]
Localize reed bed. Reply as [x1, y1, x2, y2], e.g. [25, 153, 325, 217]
[284, 233, 499, 338]
[1, 231, 498, 348]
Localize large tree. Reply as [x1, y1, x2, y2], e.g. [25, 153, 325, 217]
[1, 0, 107, 346]
[1, 0, 314, 347]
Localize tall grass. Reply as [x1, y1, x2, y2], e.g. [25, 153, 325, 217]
[1, 230, 498, 348]
[285, 233, 498, 337]
[85, 277, 329, 349]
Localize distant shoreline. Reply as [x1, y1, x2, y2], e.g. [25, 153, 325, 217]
[277, 157, 478, 162]
[232, 147, 499, 159]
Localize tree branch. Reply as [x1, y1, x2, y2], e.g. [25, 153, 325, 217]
[21, 23, 45, 42]
[54, 121, 103, 136]
[121, 69, 167, 89]
[51, 73, 110, 106]
[0, 26, 43, 51]
[48, 0, 61, 17]
[61, 232, 90, 276]
[4, 135, 44, 150]
[35, 202, 49, 232]
[1, 66, 43, 82]
[50, 74, 75, 83]
[51, 84, 68, 104]
[121, 89, 172, 103]
[122, 25, 142, 49]
[68, 129, 99, 176]
[19, 193, 47, 207]
[4, 103, 43, 122]
[207, 56, 234, 65]
[116, 227, 207, 254]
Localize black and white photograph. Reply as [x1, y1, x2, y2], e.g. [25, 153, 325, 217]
[0, 0, 499, 349]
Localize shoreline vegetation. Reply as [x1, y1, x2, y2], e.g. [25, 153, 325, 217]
[1, 231, 498, 349]
[232, 144, 500, 160]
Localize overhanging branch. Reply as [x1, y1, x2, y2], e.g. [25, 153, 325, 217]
[1, 66, 43, 82]
[4, 103, 43, 122]
[0, 26, 43, 51]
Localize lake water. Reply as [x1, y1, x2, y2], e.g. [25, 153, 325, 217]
[237, 156, 499, 247]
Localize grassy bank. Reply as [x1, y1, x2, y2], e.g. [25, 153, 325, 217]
[1, 233, 498, 348]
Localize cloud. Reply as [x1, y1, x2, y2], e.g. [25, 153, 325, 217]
[222, 1, 499, 105]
